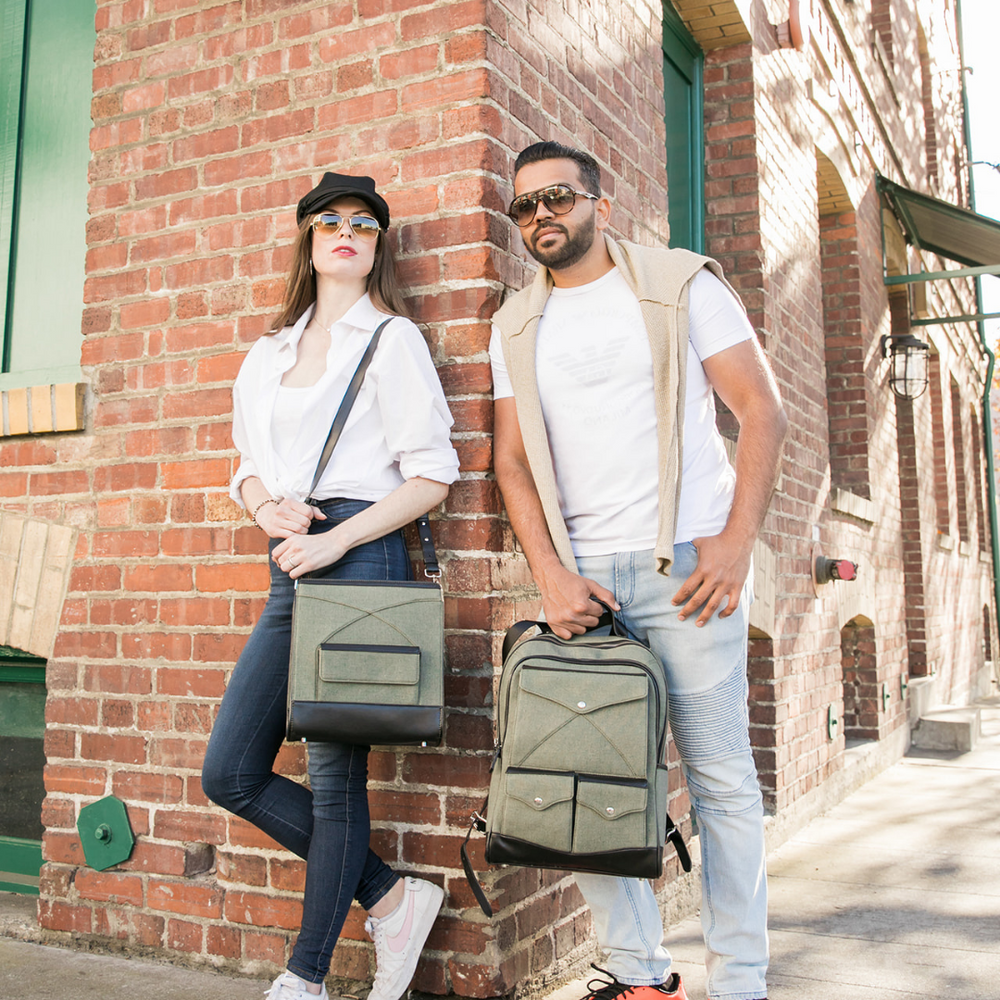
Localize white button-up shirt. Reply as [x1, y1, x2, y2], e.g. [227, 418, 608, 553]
[230, 294, 460, 506]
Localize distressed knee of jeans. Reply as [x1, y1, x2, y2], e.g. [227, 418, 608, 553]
[668, 663, 750, 764]
[685, 756, 762, 817]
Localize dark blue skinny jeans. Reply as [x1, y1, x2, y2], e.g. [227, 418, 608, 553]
[202, 498, 408, 983]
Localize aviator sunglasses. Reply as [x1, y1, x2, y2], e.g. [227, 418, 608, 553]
[311, 212, 382, 239]
[506, 184, 600, 226]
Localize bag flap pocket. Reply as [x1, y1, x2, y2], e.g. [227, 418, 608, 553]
[318, 643, 420, 685]
[576, 779, 647, 821]
[506, 668, 650, 778]
[518, 669, 647, 715]
[504, 771, 575, 812]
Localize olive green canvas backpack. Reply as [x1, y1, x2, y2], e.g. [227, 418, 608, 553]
[462, 611, 691, 917]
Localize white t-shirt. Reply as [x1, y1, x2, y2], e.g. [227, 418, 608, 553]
[489, 267, 753, 556]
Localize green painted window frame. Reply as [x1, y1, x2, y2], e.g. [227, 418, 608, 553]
[0, 646, 45, 895]
[662, 4, 705, 254]
[0, 0, 28, 352]
[0, 0, 93, 393]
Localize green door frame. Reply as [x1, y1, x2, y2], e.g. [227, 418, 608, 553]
[0, 651, 45, 895]
[662, 3, 705, 253]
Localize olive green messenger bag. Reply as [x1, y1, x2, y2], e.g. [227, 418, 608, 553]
[285, 319, 445, 747]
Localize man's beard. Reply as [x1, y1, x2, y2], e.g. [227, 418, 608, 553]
[525, 220, 596, 269]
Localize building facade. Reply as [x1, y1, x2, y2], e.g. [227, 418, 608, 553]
[0, 0, 995, 994]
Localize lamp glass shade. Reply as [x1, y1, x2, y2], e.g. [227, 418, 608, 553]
[888, 337, 929, 400]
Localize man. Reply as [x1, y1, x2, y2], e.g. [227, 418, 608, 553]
[489, 142, 786, 1000]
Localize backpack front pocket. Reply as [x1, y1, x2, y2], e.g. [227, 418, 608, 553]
[572, 778, 648, 855]
[499, 770, 575, 853]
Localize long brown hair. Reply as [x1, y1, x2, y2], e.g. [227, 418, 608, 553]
[268, 213, 411, 333]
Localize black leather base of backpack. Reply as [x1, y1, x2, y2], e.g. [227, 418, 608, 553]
[485, 832, 665, 879]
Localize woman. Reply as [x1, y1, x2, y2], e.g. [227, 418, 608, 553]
[202, 173, 460, 1000]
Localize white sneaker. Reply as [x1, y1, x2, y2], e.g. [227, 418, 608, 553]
[264, 971, 329, 1000]
[365, 877, 445, 1000]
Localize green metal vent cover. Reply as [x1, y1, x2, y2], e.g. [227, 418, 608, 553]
[77, 796, 135, 871]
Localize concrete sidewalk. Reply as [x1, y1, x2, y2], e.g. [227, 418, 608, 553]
[3, 698, 999, 1000]
[547, 696, 1000, 1000]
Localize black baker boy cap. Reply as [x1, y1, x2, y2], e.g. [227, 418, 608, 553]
[296, 172, 390, 230]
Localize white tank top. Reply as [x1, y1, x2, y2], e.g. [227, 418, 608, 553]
[270, 384, 312, 463]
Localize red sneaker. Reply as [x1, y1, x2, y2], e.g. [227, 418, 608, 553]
[580, 967, 688, 1000]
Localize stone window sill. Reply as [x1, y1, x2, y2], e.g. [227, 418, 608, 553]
[1, 383, 86, 437]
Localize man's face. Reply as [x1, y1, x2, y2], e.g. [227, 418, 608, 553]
[512, 159, 599, 270]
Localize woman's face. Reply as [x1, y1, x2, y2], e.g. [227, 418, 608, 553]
[310, 196, 381, 285]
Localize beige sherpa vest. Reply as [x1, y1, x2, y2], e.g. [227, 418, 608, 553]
[494, 234, 745, 576]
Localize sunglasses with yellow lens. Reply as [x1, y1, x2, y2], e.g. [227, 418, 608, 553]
[311, 213, 382, 239]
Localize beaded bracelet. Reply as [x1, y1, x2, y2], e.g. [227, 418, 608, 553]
[250, 497, 277, 528]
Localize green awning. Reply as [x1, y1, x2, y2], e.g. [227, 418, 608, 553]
[877, 175, 1000, 269]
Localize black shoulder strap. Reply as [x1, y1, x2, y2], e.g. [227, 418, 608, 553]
[415, 513, 440, 579]
[307, 317, 441, 577]
[461, 808, 493, 918]
[308, 317, 392, 498]
[501, 620, 551, 663]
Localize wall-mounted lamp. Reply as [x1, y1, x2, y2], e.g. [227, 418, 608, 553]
[959, 158, 1000, 176]
[880, 333, 930, 400]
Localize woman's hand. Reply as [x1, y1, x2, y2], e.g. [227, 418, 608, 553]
[272, 529, 347, 580]
[270, 477, 450, 579]
[255, 498, 325, 539]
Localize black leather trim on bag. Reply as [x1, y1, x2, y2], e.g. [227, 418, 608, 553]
[484, 834, 664, 879]
[288, 703, 443, 746]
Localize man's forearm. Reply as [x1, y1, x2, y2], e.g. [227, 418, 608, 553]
[726, 405, 787, 549]
[495, 455, 565, 586]
[702, 339, 788, 553]
[493, 397, 617, 634]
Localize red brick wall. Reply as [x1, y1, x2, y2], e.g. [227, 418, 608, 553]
[872, 0, 895, 67]
[706, 0, 986, 809]
[38, 0, 504, 989]
[4, 0, 992, 990]
[951, 379, 971, 545]
[841, 622, 878, 740]
[896, 385, 930, 676]
[27, 0, 677, 993]
[922, 346, 992, 703]
[703, 43, 762, 333]
[820, 210, 871, 499]
[929, 352, 951, 535]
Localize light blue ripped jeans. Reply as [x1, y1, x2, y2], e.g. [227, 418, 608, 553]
[574, 543, 768, 1000]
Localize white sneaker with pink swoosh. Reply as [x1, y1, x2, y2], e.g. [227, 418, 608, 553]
[365, 877, 445, 1000]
